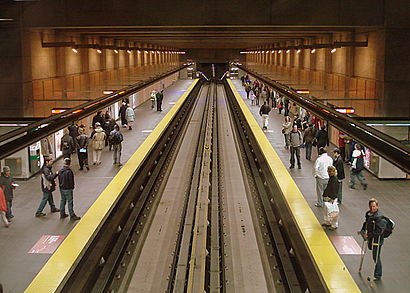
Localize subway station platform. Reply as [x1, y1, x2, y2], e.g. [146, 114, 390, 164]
[231, 79, 410, 292]
[0, 79, 195, 293]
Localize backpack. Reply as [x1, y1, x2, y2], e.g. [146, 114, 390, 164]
[382, 216, 395, 238]
[356, 155, 364, 171]
[62, 140, 70, 150]
[109, 132, 121, 145]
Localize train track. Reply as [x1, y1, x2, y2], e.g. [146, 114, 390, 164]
[60, 80, 324, 293]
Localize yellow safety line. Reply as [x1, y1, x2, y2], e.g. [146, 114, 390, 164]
[25, 79, 199, 293]
[227, 79, 360, 292]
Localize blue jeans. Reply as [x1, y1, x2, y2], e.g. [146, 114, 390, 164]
[60, 189, 75, 217]
[305, 142, 312, 160]
[36, 191, 56, 213]
[6, 200, 13, 219]
[372, 241, 383, 278]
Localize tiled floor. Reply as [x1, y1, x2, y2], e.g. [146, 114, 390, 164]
[0, 79, 195, 293]
[231, 79, 410, 293]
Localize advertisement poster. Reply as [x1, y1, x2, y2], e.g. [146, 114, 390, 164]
[54, 129, 64, 158]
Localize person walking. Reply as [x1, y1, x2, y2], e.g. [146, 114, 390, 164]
[58, 158, 80, 221]
[259, 101, 271, 130]
[282, 116, 292, 149]
[0, 166, 17, 221]
[35, 158, 60, 217]
[349, 144, 368, 189]
[119, 101, 128, 128]
[60, 128, 76, 159]
[156, 90, 164, 111]
[76, 128, 90, 171]
[0, 186, 10, 227]
[313, 147, 333, 207]
[303, 123, 316, 160]
[125, 104, 135, 130]
[109, 124, 124, 166]
[245, 83, 251, 99]
[315, 125, 329, 154]
[289, 125, 303, 169]
[332, 148, 345, 204]
[150, 90, 157, 109]
[91, 122, 106, 165]
[359, 198, 387, 281]
[321, 166, 340, 230]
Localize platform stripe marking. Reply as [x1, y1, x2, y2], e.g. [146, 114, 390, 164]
[25, 79, 199, 293]
[227, 79, 360, 292]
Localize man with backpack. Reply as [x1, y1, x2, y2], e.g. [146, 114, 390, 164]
[109, 124, 124, 166]
[360, 198, 391, 281]
[349, 144, 367, 189]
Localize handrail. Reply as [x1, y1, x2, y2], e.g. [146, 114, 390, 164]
[238, 65, 410, 174]
[0, 64, 188, 160]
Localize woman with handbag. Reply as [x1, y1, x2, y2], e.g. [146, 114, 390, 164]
[322, 166, 339, 230]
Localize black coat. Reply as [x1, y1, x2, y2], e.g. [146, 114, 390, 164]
[322, 176, 338, 199]
[333, 156, 345, 180]
[58, 165, 75, 190]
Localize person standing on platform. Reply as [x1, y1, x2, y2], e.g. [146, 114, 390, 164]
[91, 122, 106, 165]
[282, 116, 292, 149]
[259, 101, 271, 131]
[315, 125, 329, 155]
[350, 144, 368, 189]
[150, 90, 157, 110]
[110, 124, 124, 166]
[0, 186, 10, 227]
[125, 104, 135, 130]
[76, 128, 90, 171]
[313, 147, 333, 207]
[35, 158, 60, 217]
[359, 198, 387, 281]
[58, 158, 80, 221]
[289, 125, 303, 169]
[119, 101, 128, 128]
[332, 148, 345, 204]
[156, 90, 164, 111]
[60, 128, 76, 159]
[0, 166, 17, 221]
[303, 123, 316, 160]
[321, 166, 339, 230]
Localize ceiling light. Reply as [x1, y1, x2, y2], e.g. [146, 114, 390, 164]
[331, 48, 337, 53]
[114, 49, 119, 54]
[71, 48, 78, 53]
[96, 49, 102, 54]
[311, 49, 316, 53]
[296, 49, 301, 54]
[286, 50, 290, 53]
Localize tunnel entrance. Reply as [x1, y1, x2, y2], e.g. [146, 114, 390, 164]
[197, 63, 229, 81]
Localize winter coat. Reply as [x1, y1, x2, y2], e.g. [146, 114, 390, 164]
[60, 134, 75, 155]
[322, 175, 338, 199]
[92, 127, 106, 151]
[316, 129, 329, 148]
[0, 174, 15, 201]
[303, 127, 316, 144]
[125, 107, 135, 122]
[289, 130, 303, 147]
[58, 165, 75, 190]
[41, 165, 58, 193]
[333, 156, 345, 180]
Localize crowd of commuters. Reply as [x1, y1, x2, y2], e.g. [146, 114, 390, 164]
[240, 75, 370, 216]
[241, 75, 385, 280]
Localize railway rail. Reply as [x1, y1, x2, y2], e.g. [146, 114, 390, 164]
[33, 79, 349, 293]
